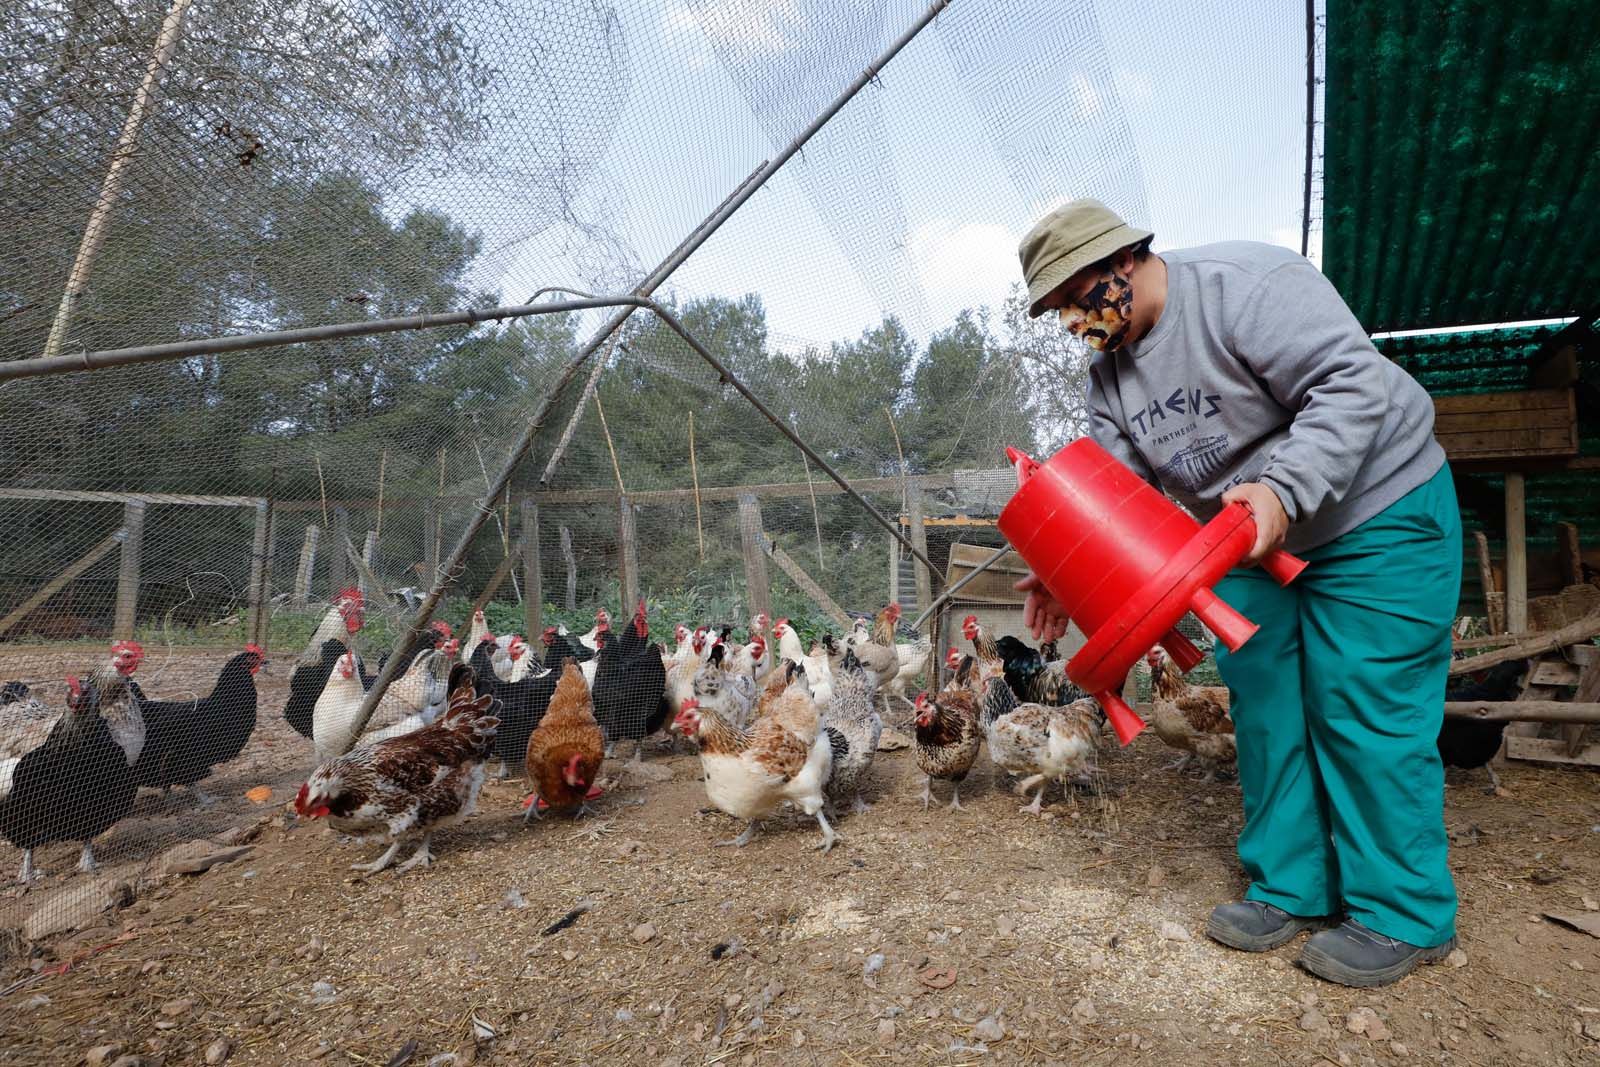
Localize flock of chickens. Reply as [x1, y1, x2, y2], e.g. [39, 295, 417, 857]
[0, 578, 1513, 884]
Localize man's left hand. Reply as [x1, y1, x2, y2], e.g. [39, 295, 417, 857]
[1222, 482, 1289, 564]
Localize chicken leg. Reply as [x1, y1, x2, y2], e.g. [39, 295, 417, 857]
[77, 843, 97, 873]
[849, 795, 872, 816]
[18, 848, 36, 884]
[947, 783, 964, 812]
[919, 775, 934, 810]
[716, 821, 762, 848]
[1016, 774, 1048, 816]
[394, 835, 433, 874]
[813, 810, 837, 854]
[351, 840, 404, 874]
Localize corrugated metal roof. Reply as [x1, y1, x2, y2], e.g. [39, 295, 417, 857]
[1322, 0, 1600, 332]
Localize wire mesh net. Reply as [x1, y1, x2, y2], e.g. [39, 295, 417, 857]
[0, 0, 1311, 945]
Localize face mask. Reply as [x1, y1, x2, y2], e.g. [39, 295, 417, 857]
[1060, 268, 1135, 352]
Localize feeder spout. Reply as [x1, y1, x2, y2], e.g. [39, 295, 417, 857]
[1005, 446, 1038, 487]
[1095, 690, 1146, 745]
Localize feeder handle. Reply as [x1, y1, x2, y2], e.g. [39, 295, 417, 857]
[1229, 500, 1307, 586]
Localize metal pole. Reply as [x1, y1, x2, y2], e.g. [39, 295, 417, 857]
[334, 1, 951, 744]
[911, 543, 1013, 631]
[1300, 0, 1316, 259]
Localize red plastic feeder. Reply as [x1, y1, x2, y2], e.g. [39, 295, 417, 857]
[996, 439, 1306, 746]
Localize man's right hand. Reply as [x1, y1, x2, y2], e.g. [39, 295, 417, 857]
[1014, 572, 1070, 642]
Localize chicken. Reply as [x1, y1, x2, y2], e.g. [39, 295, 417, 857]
[1145, 648, 1235, 781]
[773, 619, 806, 666]
[293, 678, 499, 875]
[132, 645, 264, 805]
[284, 595, 366, 740]
[994, 635, 1087, 707]
[576, 609, 609, 651]
[883, 633, 934, 712]
[838, 604, 901, 693]
[299, 588, 365, 665]
[672, 675, 836, 853]
[461, 608, 492, 663]
[754, 660, 801, 721]
[980, 661, 1102, 816]
[913, 686, 983, 812]
[802, 638, 833, 706]
[821, 649, 882, 817]
[693, 643, 757, 732]
[961, 614, 1001, 669]
[311, 648, 452, 760]
[591, 601, 671, 757]
[725, 635, 770, 682]
[541, 626, 599, 687]
[471, 639, 560, 774]
[1, 668, 138, 882]
[665, 626, 710, 716]
[1439, 658, 1527, 793]
[523, 660, 605, 818]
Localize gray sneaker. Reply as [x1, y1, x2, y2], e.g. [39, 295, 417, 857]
[1299, 919, 1457, 987]
[1205, 901, 1327, 952]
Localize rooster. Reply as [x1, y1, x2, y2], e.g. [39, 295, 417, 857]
[994, 635, 1087, 707]
[694, 643, 757, 732]
[672, 671, 836, 853]
[592, 600, 671, 758]
[838, 604, 901, 693]
[294, 678, 499, 874]
[1145, 648, 1235, 781]
[133, 645, 264, 804]
[523, 661, 605, 818]
[980, 660, 1102, 816]
[961, 614, 1001, 669]
[461, 609, 492, 664]
[821, 650, 882, 817]
[913, 686, 983, 812]
[1, 668, 139, 881]
[298, 588, 365, 666]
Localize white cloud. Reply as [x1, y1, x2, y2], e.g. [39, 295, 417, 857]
[909, 218, 1022, 323]
[661, 0, 808, 58]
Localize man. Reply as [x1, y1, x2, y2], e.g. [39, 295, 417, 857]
[1014, 198, 1461, 988]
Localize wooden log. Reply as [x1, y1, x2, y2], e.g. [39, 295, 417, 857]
[0, 487, 261, 507]
[1473, 530, 1500, 634]
[360, 530, 378, 599]
[422, 503, 439, 585]
[737, 493, 771, 625]
[328, 507, 350, 595]
[1444, 700, 1600, 724]
[618, 493, 639, 614]
[0, 527, 127, 639]
[522, 502, 542, 642]
[888, 534, 900, 609]
[292, 524, 320, 608]
[1562, 656, 1600, 756]
[112, 499, 146, 639]
[1505, 473, 1528, 632]
[560, 526, 576, 610]
[763, 535, 850, 627]
[246, 500, 271, 644]
[907, 478, 931, 617]
[1557, 522, 1583, 586]
[1450, 613, 1600, 675]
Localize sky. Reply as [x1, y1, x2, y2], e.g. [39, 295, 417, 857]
[401, 0, 1323, 352]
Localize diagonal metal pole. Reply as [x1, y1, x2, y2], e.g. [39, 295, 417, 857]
[334, 0, 952, 747]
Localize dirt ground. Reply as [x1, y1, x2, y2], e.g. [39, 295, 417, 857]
[2, 646, 1599, 1066]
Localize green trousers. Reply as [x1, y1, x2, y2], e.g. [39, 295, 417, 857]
[1214, 464, 1461, 948]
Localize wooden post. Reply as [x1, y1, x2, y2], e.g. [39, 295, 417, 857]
[522, 501, 542, 641]
[764, 535, 850, 627]
[422, 503, 439, 585]
[360, 530, 378, 598]
[1557, 522, 1583, 587]
[293, 524, 321, 607]
[888, 535, 900, 608]
[618, 494, 640, 613]
[737, 493, 771, 624]
[112, 499, 146, 639]
[1473, 530, 1501, 633]
[0, 526, 128, 640]
[907, 478, 931, 617]
[246, 499, 271, 643]
[1505, 473, 1528, 633]
[560, 525, 577, 610]
[688, 411, 705, 562]
[328, 507, 350, 594]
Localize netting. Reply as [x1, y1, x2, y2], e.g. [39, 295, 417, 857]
[0, 0, 1311, 945]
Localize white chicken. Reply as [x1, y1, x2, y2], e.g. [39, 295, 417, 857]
[312, 649, 451, 759]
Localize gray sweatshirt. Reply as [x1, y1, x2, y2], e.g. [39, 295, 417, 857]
[1087, 241, 1445, 554]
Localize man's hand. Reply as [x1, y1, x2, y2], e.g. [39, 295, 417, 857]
[1222, 482, 1289, 564]
[1015, 572, 1070, 642]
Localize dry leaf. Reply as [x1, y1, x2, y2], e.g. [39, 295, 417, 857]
[245, 786, 273, 805]
[917, 966, 957, 989]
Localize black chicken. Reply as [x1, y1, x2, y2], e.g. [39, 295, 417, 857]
[0, 670, 137, 883]
[472, 639, 560, 773]
[541, 626, 596, 667]
[591, 601, 670, 757]
[1439, 658, 1527, 793]
[133, 646, 265, 804]
[993, 635, 1087, 706]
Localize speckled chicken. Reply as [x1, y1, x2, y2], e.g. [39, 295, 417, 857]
[1145, 648, 1235, 781]
[980, 659, 1102, 816]
[912, 684, 982, 812]
[821, 649, 882, 817]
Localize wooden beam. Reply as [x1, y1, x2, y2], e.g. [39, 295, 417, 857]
[1557, 522, 1583, 587]
[0, 487, 260, 507]
[522, 502, 542, 642]
[112, 499, 146, 639]
[1562, 656, 1600, 756]
[737, 493, 771, 625]
[560, 525, 576, 610]
[422, 503, 439, 586]
[618, 493, 639, 615]
[1504, 473, 1528, 633]
[907, 478, 931, 617]
[1449, 612, 1600, 675]
[887, 535, 899, 609]
[292, 524, 320, 608]
[1445, 700, 1600, 724]
[1504, 736, 1600, 766]
[0, 526, 127, 639]
[359, 530, 377, 599]
[764, 534, 850, 627]
[327, 507, 349, 595]
[1472, 530, 1500, 634]
[246, 500, 271, 645]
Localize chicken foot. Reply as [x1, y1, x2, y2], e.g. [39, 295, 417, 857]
[351, 840, 404, 874]
[716, 821, 762, 848]
[1016, 773, 1049, 816]
[814, 810, 837, 854]
[947, 783, 964, 812]
[17, 848, 37, 884]
[77, 843, 97, 873]
[394, 835, 433, 874]
[919, 775, 933, 810]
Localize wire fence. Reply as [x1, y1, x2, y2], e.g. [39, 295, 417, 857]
[0, 0, 1310, 950]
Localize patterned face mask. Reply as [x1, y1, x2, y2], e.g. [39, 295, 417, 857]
[1059, 269, 1135, 351]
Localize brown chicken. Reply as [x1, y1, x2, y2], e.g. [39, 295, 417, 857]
[523, 661, 605, 819]
[913, 684, 982, 812]
[1145, 648, 1235, 781]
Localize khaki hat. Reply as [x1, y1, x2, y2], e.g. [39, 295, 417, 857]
[1018, 199, 1152, 318]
